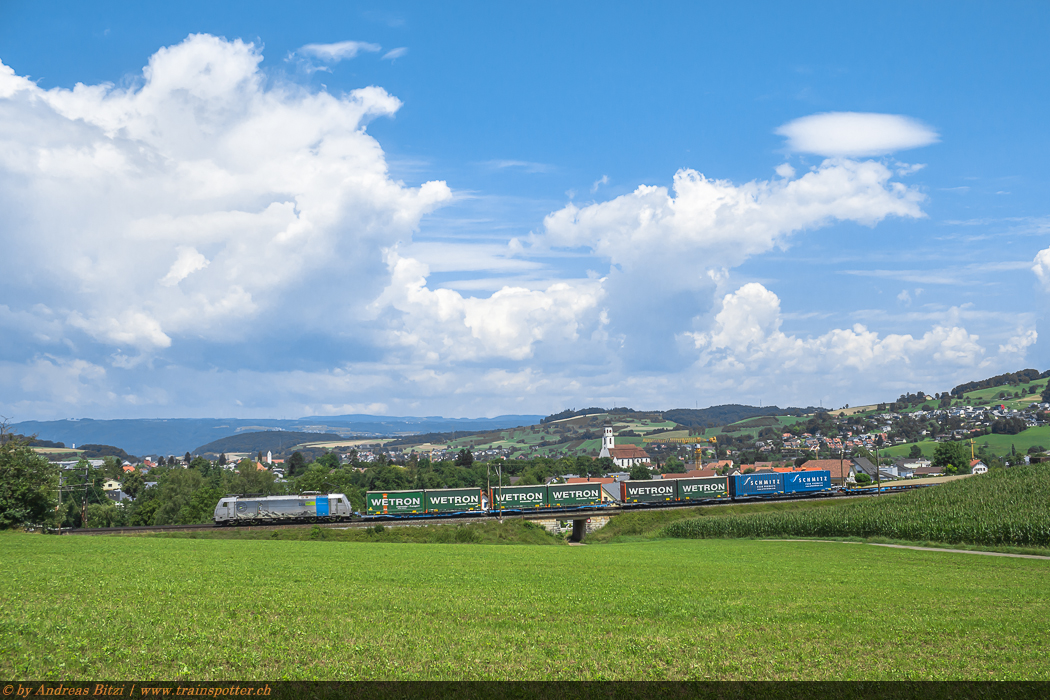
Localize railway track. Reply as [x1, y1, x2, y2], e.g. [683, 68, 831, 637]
[59, 482, 930, 536]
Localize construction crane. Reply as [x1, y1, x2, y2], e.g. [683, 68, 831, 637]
[643, 435, 717, 471]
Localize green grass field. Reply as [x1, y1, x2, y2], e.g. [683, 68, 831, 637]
[2, 533, 1047, 681]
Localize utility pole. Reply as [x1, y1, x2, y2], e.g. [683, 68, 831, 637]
[875, 438, 882, 496]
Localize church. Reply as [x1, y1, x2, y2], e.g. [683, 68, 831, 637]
[597, 426, 652, 469]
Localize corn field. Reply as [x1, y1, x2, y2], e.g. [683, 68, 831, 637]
[663, 464, 1050, 548]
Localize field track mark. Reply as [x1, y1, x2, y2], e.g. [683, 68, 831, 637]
[769, 539, 1050, 560]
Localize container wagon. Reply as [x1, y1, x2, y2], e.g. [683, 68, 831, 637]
[366, 489, 426, 516]
[729, 473, 785, 498]
[783, 470, 831, 494]
[674, 476, 729, 501]
[547, 482, 607, 509]
[366, 487, 485, 517]
[619, 480, 676, 504]
[425, 487, 485, 514]
[489, 484, 548, 512]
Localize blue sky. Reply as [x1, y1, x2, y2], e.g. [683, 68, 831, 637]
[1, 1, 1048, 420]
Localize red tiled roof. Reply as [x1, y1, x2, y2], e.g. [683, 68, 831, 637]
[800, 459, 852, 480]
[567, 477, 614, 484]
[609, 445, 650, 459]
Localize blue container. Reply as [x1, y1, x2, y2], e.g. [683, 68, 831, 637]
[783, 470, 831, 494]
[730, 473, 784, 498]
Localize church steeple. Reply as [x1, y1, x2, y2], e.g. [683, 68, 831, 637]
[598, 425, 615, 458]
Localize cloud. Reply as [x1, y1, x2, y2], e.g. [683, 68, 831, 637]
[161, 246, 210, 287]
[1032, 246, 1050, 289]
[590, 175, 609, 193]
[999, 330, 1038, 356]
[689, 282, 993, 378]
[382, 47, 408, 61]
[0, 34, 451, 360]
[369, 250, 605, 362]
[541, 159, 925, 278]
[777, 112, 939, 157]
[483, 160, 552, 174]
[296, 40, 381, 62]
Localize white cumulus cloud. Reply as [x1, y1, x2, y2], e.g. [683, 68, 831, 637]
[370, 251, 605, 363]
[0, 34, 451, 357]
[777, 112, 939, 157]
[540, 159, 926, 276]
[690, 282, 992, 381]
[1032, 247, 1050, 289]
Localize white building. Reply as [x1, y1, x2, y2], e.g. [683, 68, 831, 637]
[598, 426, 652, 469]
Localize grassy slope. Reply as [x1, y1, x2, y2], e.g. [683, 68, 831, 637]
[150, 520, 564, 545]
[2, 533, 1047, 680]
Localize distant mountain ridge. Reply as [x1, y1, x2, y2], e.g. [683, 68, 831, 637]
[11, 415, 545, 456]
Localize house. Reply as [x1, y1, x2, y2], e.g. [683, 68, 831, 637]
[891, 462, 916, 478]
[701, 460, 734, 474]
[799, 459, 853, 484]
[913, 466, 944, 477]
[597, 426, 652, 469]
[970, 460, 988, 475]
[102, 479, 121, 492]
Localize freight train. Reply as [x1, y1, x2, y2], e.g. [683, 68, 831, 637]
[212, 471, 833, 525]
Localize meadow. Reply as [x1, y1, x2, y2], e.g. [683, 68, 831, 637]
[2, 531, 1048, 681]
[664, 465, 1050, 548]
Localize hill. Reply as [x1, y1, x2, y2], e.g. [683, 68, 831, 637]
[194, 431, 351, 457]
[662, 404, 816, 428]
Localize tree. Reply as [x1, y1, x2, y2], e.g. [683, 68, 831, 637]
[122, 469, 145, 500]
[85, 502, 123, 528]
[152, 469, 204, 525]
[662, 455, 684, 474]
[184, 451, 192, 464]
[628, 463, 651, 480]
[218, 453, 228, 466]
[102, 456, 124, 480]
[908, 445, 923, 459]
[316, 452, 341, 470]
[932, 441, 970, 475]
[455, 449, 474, 467]
[287, 451, 307, 477]
[0, 431, 59, 529]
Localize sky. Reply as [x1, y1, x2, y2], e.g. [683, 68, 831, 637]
[1, 1, 1049, 420]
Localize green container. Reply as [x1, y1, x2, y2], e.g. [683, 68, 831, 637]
[548, 482, 604, 508]
[489, 484, 548, 510]
[367, 489, 425, 516]
[425, 487, 484, 513]
[620, 480, 676, 504]
[676, 477, 728, 500]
